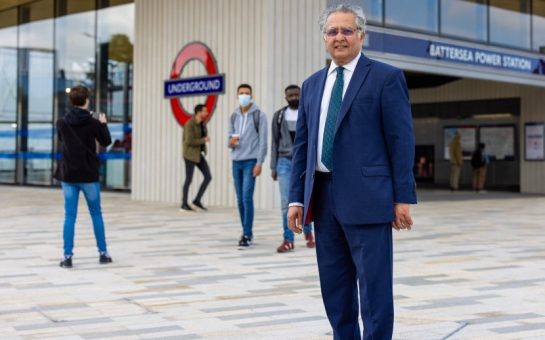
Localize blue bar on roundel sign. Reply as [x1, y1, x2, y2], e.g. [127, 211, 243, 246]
[164, 74, 225, 98]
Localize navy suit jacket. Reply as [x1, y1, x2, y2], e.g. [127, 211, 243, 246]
[289, 54, 417, 225]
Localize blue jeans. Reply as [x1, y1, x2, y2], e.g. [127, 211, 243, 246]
[61, 182, 108, 256]
[277, 157, 312, 241]
[232, 159, 257, 238]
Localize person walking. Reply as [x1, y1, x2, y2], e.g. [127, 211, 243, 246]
[287, 4, 417, 339]
[181, 104, 212, 211]
[271, 84, 315, 253]
[54, 85, 113, 268]
[449, 131, 463, 191]
[228, 84, 268, 248]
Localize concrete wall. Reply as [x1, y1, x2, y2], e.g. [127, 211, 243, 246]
[132, 0, 326, 208]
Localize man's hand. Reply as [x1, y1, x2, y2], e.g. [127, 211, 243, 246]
[253, 164, 262, 177]
[392, 203, 413, 231]
[203, 136, 210, 142]
[271, 170, 277, 181]
[98, 112, 107, 123]
[287, 206, 303, 234]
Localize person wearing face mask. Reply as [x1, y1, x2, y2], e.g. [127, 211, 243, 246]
[228, 83, 268, 248]
[270, 85, 315, 253]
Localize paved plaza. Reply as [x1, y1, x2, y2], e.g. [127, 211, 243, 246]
[1, 186, 545, 339]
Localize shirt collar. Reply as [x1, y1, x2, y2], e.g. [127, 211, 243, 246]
[328, 52, 362, 76]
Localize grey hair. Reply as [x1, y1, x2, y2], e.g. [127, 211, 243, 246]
[319, 4, 367, 33]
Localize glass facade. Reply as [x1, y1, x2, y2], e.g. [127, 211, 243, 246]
[385, 0, 439, 33]
[0, 9, 18, 182]
[441, 0, 487, 42]
[19, 0, 55, 185]
[533, 0, 545, 53]
[327, 0, 545, 53]
[489, 0, 531, 49]
[361, 0, 383, 24]
[0, 0, 133, 189]
[97, 2, 134, 188]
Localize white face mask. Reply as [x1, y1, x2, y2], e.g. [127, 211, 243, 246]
[238, 94, 251, 107]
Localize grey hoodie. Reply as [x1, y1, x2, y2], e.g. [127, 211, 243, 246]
[227, 103, 268, 164]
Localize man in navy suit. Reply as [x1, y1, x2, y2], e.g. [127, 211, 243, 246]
[288, 4, 417, 340]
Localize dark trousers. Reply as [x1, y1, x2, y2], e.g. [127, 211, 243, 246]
[182, 157, 211, 205]
[313, 172, 394, 340]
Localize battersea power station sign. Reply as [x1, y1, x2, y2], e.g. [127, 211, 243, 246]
[428, 43, 533, 72]
[164, 42, 225, 126]
[365, 30, 545, 77]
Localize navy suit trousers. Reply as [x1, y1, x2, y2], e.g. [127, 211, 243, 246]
[313, 172, 394, 340]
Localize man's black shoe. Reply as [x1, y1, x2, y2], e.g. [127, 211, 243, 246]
[180, 203, 194, 212]
[192, 200, 207, 211]
[99, 252, 113, 264]
[238, 235, 252, 248]
[59, 256, 72, 268]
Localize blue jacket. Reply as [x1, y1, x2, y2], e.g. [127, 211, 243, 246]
[289, 54, 417, 225]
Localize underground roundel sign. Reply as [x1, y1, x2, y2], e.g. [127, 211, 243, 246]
[164, 42, 225, 126]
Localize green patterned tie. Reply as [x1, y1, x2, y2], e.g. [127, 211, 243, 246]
[321, 66, 344, 171]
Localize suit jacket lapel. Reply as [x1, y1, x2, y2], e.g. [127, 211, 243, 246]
[311, 67, 329, 144]
[335, 54, 372, 133]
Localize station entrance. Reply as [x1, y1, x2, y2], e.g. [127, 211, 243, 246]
[405, 71, 522, 191]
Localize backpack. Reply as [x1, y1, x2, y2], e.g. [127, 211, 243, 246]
[276, 108, 285, 127]
[230, 110, 260, 134]
[471, 150, 484, 168]
[274, 108, 286, 146]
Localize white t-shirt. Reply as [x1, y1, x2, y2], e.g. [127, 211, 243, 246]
[285, 107, 298, 132]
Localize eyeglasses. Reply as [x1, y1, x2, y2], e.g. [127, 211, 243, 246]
[323, 27, 360, 38]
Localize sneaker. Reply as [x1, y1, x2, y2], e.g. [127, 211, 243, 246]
[305, 232, 316, 248]
[238, 235, 252, 248]
[99, 252, 113, 264]
[192, 200, 208, 211]
[59, 256, 72, 268]
[180, 203, 194, 212]
[276, 240, 294, 253]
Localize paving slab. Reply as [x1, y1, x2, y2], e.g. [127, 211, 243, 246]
[1, 186, 545, 339]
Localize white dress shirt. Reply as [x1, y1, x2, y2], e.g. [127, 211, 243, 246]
[316, 53, 361, 172]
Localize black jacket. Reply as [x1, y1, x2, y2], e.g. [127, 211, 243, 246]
[270, 106, 294, 171]
[54, 108, 112, 183]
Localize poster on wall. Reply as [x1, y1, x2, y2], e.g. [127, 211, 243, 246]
[479, 125, 515, 160]
[444, 126, 476, 160]
[525, 123, 544, 161]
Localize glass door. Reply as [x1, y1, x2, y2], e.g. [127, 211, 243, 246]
[97, 2, 134, 189]
[0, 9, 18, 183]
[18, 0, 55, 185]
[25, 50, 55, 184]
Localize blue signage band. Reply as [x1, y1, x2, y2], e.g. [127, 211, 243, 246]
[365, 30, 545, 77]
[164, 74, 225, 98]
